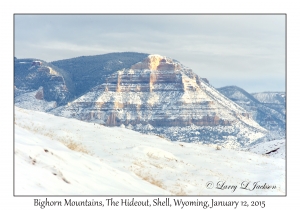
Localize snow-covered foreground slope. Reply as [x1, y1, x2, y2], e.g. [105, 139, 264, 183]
[15, 125, 168, 195]
[15, 107, 285, 195]
[246, 139, 285, 159]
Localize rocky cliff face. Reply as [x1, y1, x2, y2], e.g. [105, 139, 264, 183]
[52, 55, 267, 147]
[14, 59, 73, 106]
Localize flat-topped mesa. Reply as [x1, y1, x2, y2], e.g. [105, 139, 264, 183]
[131, 54, 181, 71]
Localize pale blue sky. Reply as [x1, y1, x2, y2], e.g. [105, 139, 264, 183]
[14, 14, 285, 93]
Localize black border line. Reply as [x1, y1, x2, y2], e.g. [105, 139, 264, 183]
[13, 13, 287, 197]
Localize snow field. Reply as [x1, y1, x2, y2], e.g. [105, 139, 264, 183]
[15, 107, 285, 195]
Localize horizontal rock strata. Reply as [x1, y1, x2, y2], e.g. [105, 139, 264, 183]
[60, 55, 257, 128]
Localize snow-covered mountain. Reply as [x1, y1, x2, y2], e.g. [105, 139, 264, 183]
[51, 52, 149, 98]
[15, 107, 285, 195]
[14, 52, 149, 105]
[51, 55, 267, 147]
[252, 92, 285, 104]
[217, 86, 285, 139]
[252, 92, 286, 115]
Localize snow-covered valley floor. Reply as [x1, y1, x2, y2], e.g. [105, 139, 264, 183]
[14, 107, 285, 195]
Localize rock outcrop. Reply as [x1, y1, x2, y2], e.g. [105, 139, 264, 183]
[35, 87, 44, 100]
